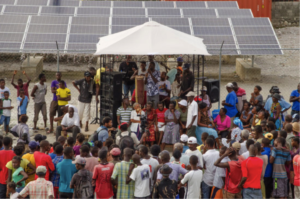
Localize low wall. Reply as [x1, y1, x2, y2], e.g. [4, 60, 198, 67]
[272, 2, 300, 28]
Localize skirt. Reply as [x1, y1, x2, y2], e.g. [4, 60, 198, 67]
[162, 123, 180, 144]
[157, 122, 165, 132]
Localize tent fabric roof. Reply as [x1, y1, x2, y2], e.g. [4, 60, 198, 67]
[94, 21, 210, 55]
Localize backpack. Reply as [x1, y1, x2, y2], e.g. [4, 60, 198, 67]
[88, 128, 106, 142]
[75, 171, 93, 199]
[119, 131, 135, 157]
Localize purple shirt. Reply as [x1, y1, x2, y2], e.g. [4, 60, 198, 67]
[157, 162, 187, 181]
[73, 145, 81, 156]
[51, 80, 67, 101]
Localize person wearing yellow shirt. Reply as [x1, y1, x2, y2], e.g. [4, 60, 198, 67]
[56, 80, 71, 117]
[22, 141, 39, 185]
[89, 67, 105, 104]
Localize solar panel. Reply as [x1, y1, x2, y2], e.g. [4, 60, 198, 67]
[72, 16, 109, 25]
[69, 34, 100, 43]
[77, 8, 110, 16]
[67, 43, 96, 51]
[182, 9, 216, 17]
[151, 18, 189, 26]
[234, 26, 274, 35]
[113, 1, 143, 8]
[198, 35, 235, 45]
[4, 5, 39, 15]
[231, 18, 270, 26]
[191, 18, 230, 26]
[0, 24, 26, 33]
[147, 9, 181, 17]
[0, 42, 21, 50]
[207, 1, 238, 8]
[236, 36, 278, 45]
[31, 16, 69, 25]
[176, 1, 206, 8]
[0, 15, 28, 24]
[49, 0, 79, 7]
[0, 0, 14, 5]
[17, 0, 47, 6]
[239, 45, 282, 55]
[26, 33, 66, 42]
[0, 33, 24, 42]
[28, 24, 68, 34]
[23, 42, 65, 50]
[169, 26, 190, 34]
[145, 1, 174, 8]
[40, 7, 75, 15]
[206, 44, 238, 55]
[70, 25, 109, 35]
[218, 9, 252, 17]
[112, 17, 148, 26]
[194, 27, 232, 35]
[81, 1, 111, 7]
[111, 26, 134, 34]
[112, 8, 145, 17]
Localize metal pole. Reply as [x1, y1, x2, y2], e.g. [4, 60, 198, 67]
[202, 55, 204, 86]
[27, 54, 30, 66]
[218, 41, 224, 109]
[197, 55, 200, 98]
[252, 55, 254, 67]
[56, 41, 59, 72]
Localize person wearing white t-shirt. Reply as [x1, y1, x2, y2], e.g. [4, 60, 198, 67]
[139, 145, 159, 190]
[0, 79, 10, 99]
[56, 107, 80, 140]
[8, 181, 19, 199]
[116, 123, 147, 146]
[185, 137, 203, 168]
[158, 72, 171, 108]
[181, 155, 203, 199]
[242, 139, 255, 159]
[126, 154, 151, 198]
[239, 130, 250, 155]
[202, 138, 220, 199]
[186, 92, 198, 137]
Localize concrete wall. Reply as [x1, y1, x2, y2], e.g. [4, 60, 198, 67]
[272, 2, 300, 28]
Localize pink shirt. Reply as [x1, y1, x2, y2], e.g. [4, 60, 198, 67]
[213, 115, 231, 131]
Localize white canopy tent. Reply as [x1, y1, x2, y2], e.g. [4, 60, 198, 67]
[94, 21, 210, 55]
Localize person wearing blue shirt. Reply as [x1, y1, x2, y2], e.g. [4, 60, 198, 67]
[264, 86, 291, 113]
[95, 117, 115, 145]
[261, 138, 273, 199]
[17, 88, 28, 123]
[290, 83, 300, 116]
[222, 83, 238, 126]
[56, 147, 77, 199]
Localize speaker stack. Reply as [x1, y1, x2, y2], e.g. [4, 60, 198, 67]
[204, 79, 220, 103]
[100, 72, 124, 128]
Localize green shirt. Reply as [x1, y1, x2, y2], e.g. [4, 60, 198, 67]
[111, 161, 135, 199]
[178, 108, 187, 123]
[13, 167, 25, 188]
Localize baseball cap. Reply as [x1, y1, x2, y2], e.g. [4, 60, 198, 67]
[178, 100, 187, 107]
[29, 141, 39, 149]
[84, 71, 91, 77]
[180, 134, 188, 142]
[119, 122, 128, 130]
[188, 137, 197, 144]
[177, 57, 183, 62]
[225, 82, 233, 88]
[36, 166, 47, 174]
[110, 148, 121, 156]
[264, 133, 273, 141]
[232, 142, 241, 151]
[186, 91, 196, 97]
[74, 157, 86, 165]
[183, 63, 190, 70]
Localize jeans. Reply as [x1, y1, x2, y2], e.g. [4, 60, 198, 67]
[0, 183, 7, 199]
[59, 192, 73, 199]
[147, 94, 159, 109]
[56, 125, 81, 140]
[243, 188, 262, 199]
[123, 84, 135, 97]
[16, 187, 24, 193]
[201, 181, 212, 199]
[0, 115, 10, 127]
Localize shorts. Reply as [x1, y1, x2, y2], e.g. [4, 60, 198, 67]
[157, 122, 165, 132]
[0, 115, 10, 127]
[50, 100, 58, 117]
[223, 189, 242, 199]
[187, 126, 196, 137]
[273, 178, 288, 198]
[78, 101, 91, 123]
[34, 102, 47, 122]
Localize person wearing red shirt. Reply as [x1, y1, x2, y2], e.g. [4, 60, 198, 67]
[238, 144, 263, 199]
[0, 137, 15, 198]
[33, 140, 55, 180]
[292, 153, 300, 199]
[92, 148, 114, 199]
[155, 102, 167, 145]
[11, 70, 31, 97]
[214, 147, 245, 198]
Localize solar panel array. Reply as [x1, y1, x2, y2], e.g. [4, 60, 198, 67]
[0, 0, 282, 55]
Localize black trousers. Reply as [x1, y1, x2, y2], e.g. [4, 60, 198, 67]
[264, 177, 273, 199]
[59, 192, 73, 199]
[56, 125, 80, 140]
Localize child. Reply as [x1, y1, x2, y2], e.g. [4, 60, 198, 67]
[0, 78, 10, 99]
[0, 91, 13, 134]
[7, 182, 18, 199]
[91, 146, 99, 158]
[285, 123, 294, 150]
[185, 137, 203, 168]
[278, 130, 291, 149]
[49, 142, 60, 160]
[73, 133, 85, 156]
[93, 148, 114, 199]
[66, 137, 75, 148]
[34, 134, 47, 143]
[253, 125, 264, 144]
[50, 144, 64, 199]
[22, 141, 39, 185]
[232, 118, 243, 142]
[11, 70, 30, 98]
[9, 156, 28, 193]
[255, 142, 268, 199]
[109, 147, 121, 165]
[126, 154, 151, 198]
[197, 132, 208, 153]
[181, 155, 203, 199]
[9, 115, 30, 144]
[261, 120, 267, 133]
[150, 144, 161, 163]
[70, 157, 93, 199]
[56, 80, 71, 117]
[180, 134, 189, 153]
[261, 138, 274, 199]
[79, 145, 99, 174]
[17, 89, 28, 122]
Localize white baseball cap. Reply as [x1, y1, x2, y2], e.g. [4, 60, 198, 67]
[186, 91, 196, 97]
[178, 100, 187, 107]
[180, 134, 188, 142]
[187, 137, 197, 144]
[225, 82, 233, 88]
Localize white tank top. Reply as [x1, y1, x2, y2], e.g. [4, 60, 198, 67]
[34, 82, 47, 103]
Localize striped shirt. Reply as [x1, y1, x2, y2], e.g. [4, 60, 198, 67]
[116, 106, 132, 123]
[19, 178, 54, 199]
[50, 155, 64, 187]
[271, 149, 291, 178]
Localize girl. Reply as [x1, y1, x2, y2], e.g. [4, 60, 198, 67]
[155, 102, 167, 145]
[240, 101, 252, 129]
[10, 156, 28, 193]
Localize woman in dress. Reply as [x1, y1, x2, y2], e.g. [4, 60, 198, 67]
[195, 102, 218, 145]
[269, 93, 283, 130]
[155, 101, 167, 145]
[200, 86, 212, 117]
[240, 101, 252, 129]
[250, 85, 263, 108]
[143, 102, 156, 145]
[213, 108, 231, 138]
[130, 103, 145, 140]
[178, 99, 188, 135]
[161, 101, 180, 150]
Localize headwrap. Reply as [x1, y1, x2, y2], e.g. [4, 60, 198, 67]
[233, 118, 244, 130]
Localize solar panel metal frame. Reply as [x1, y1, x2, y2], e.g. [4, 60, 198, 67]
[4, 5, 39, 15]
[30, 15, 69, 24]
[28, 24, 68, 34]
[17, 0, 47, 6]
[112, 8, 145, 17]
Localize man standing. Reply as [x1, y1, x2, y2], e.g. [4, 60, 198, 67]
[73, 71, 93, 132]
[232, 82, 247, 115]
[222, 83, 238, 126]
[145, 62, 160, 109]
[158, 72, 171, 108]
[117, 97, 132, 133]
[119, 55, 138, 97]
[179, 64, 194, 100]
[31, 73, 47, 130]
[186, 91, 198, 137]
[167, 57, 183, 85]
[290, 83, 300, 116]
[56, 107, 80, 140]
[146, 55, 160, 73]
[18, 166, 54, 199]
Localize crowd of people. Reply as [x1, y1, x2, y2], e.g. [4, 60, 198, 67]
[0, 55, 299, 199]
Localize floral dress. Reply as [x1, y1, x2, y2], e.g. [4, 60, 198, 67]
[162, 109, 180, 144]
[269, 102, 282, 130]
[143, 109, 156, 142]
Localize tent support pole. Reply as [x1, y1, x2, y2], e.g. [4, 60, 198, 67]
[197, 55, 200, 98]
[218, 41, 224, 110]
[252, 55, 254, 67]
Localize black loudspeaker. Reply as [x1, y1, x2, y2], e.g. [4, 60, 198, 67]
[204, 79, 220, 103]
[100, 72, 124, 127]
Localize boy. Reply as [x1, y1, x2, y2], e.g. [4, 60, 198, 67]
[278, 130, 291, 150]
[22, 141, 39, 185]
[56, 147, 77, 198]
[70, 157, 93, 199]
[79, 145, 99, 174]
[11, 70, 30, 98]
[270, 137, 291, 199]
[73, 133, 85, 156]
[0, 91, 13, 135]
[255, 142, 268, 199]
[50, 144, 64, 199]
[285, 123, 294, 150]
[66, 137, 75, 148]
[7, 182, 18, 199]
[261, 138, 274, 199]
[126, 154, 151, 198]
[0, 79, 10, 99]
[93, 148, 114, 199]
[109, 147, 121, 165]
[185, 137, 203, 168]
[17, 89, 28, 122]
[181, 155, 203, 199]
[9, 115, 30, 144]
[241, 139, 255, 159]
[153, 165, 177, 199]
[56, 80, 71, 117]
